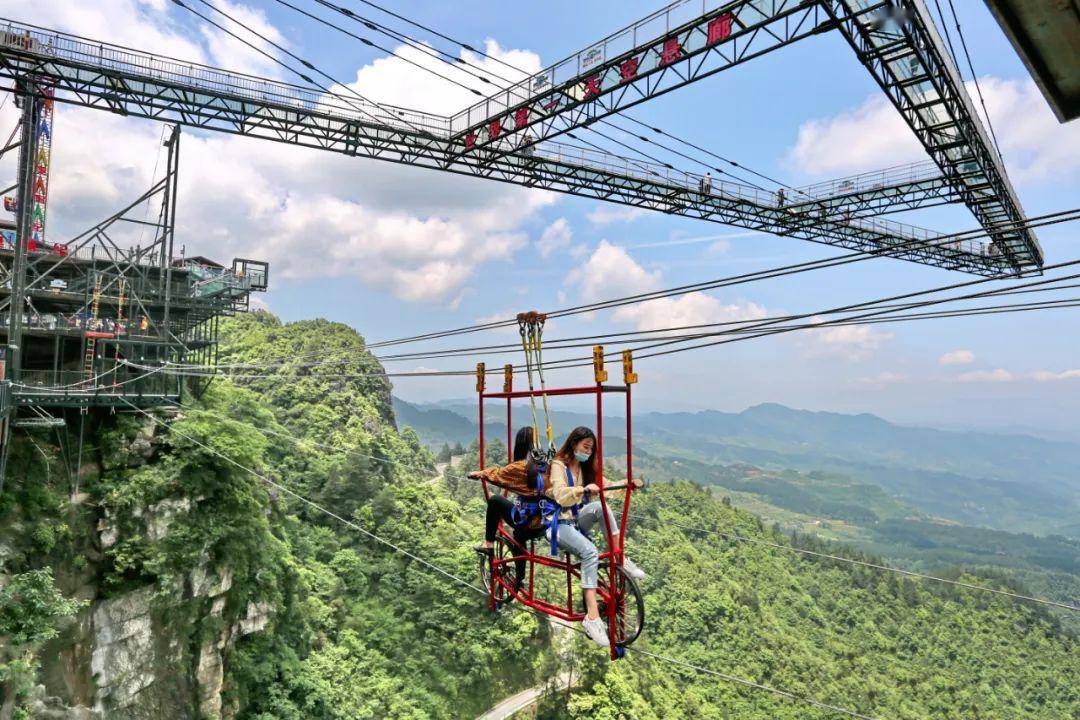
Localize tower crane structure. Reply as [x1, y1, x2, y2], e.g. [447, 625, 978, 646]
[0, 0, 1046, 474]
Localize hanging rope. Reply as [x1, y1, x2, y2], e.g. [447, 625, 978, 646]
[530, 313, 556, 454]
[517, 312, 542, 445]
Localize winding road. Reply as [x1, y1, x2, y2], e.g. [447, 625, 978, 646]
[475, 672, 574, 720]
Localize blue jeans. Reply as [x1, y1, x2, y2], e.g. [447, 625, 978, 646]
[546, 501, 619, 590]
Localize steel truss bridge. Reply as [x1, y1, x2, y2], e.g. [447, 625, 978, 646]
[0, 0, 1043, 282]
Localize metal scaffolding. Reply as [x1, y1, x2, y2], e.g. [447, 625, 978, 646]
[0, 102, 268, 479]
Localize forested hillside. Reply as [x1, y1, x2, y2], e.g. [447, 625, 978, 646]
[1, 312, 1077, 719]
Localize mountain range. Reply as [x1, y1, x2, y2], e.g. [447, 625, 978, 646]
[393, 398, 1080, 538]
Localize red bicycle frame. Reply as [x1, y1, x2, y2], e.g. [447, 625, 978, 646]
[478, 375, 636, 660]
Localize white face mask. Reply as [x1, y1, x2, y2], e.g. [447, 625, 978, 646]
[574, 451, 591, 463]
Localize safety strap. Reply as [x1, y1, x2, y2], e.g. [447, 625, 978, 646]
[510, 471, 547, 528]
[517, 314, 542, 447]
[547, 464, 583, 556]
[531, 315, 556, 454]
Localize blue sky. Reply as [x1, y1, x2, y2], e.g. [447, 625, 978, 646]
[6, 0, 1080, 433]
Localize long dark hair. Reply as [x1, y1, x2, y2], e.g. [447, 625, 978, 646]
[556, 426, 597, 485]
[512, 426, 535, 462]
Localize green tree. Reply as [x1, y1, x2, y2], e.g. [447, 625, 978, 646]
[0, 569, 83, 720]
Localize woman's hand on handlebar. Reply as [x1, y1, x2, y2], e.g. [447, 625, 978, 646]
[583, 483, 601, 495]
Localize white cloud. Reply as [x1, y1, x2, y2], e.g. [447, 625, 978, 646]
[571, 241, 661, 304]
[586, 206, 647, 226]
[708, 239, 732, 255]
[786, 78, 1080, 183]
[616, 294, 767, 334]
[537, 218, 572, 258]
[626, 232, 756, 250]
[954, 367, 1080, 383]
[957, 368, 1014, 383]
[787, 95, 922, 176]
[340, 38, 540, 115]
[802, 318, 893, 361]
[9, 0, 209, 67]
[569, 241, 766, 332]
[1028, 369, 1080, 382]
[856, 371, 907, 386]
[247, 295, 270, 312]
[3, 3, 557, 304]
[939, 349, 975, 366]
[198, 0, 291, 78]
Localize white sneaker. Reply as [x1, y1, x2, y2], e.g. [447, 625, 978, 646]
[581, 616, 609, 647]
[622, 557, 646, 580]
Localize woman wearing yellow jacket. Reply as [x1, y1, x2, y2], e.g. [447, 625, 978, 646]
[546, 426, 645, 646]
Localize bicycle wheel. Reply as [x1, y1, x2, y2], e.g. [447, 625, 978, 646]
[599, 564, 645, 646]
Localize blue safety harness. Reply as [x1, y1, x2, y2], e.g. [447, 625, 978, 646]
[506, 455, 553, 532]
[509, 472, 547, 528]
[546, 464, 585, 556]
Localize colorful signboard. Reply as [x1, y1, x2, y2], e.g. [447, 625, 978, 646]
[30, 86, 54, 247]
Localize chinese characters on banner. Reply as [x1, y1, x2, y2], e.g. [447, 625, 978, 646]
[30, 86, 55, 248]
[464, 11, 735, 150]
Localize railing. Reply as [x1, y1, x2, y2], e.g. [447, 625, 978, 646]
[450, 0, 752, 133]
[0, 380, 10, 415]
[534, 141, 988, 256]
[846, 2, 1030, 236]
[794, 160, 945, 199]
[537, 139, 773, 204]
[0, 20, 450, 137]
[1, 240, 169, 267]
[0, 311, 185, 339]
[15, 368, 180, 397]
[185, 264, 254, 297]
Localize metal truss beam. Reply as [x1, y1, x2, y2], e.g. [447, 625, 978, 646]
[785, 175, 959, 219]
[452, 0, 831, 156]
[786, 160, 966, 218]
[0, 19, 1013, 276]
[825, 0, 1042, 270]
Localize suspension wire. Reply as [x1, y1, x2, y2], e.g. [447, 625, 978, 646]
[631, 513, 1078, 612]
[531, 317, 555, 452]
[627, 648, 880, 720]
[163, 397, 439, 476]
[127, 211, 1079, 379]
[303, 0, 508, 87]
[544, 209, 1080, 321]
[144, 284, 1080, 382]
[75, 410, 86, 497]
[12, 365, 164, 393]
[170, 0, 439, 142]
[120, 359, 469, 379]
[369, 295, 1080, 364]
[936, 0, 1005, 163]
[360, 276, 1080, 365]
[279, 0, 749, 188]
[289, 0, 785, 191]
[621, 263, 1080, 362]
[126, 398, 885, 719]
[121, 398, 487, 592]
[265, 0, 487, 96]
[163, 393, 1080, 628]
[362, 206, 1080, 351]
[611, 115, 807, 195]
[148, 249, 1080, 376]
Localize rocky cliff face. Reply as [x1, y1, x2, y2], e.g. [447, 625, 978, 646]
[4, 409, 276, 720]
